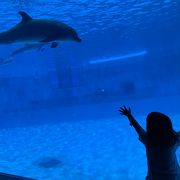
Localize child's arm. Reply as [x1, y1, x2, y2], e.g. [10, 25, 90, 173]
[119, 106, 147, 144]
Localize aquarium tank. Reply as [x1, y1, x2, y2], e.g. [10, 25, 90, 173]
[0, 0, 179, 179]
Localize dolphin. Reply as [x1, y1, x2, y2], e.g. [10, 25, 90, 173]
[0, 43, 46, 65]
[0, 11, 81, 47]
[11, 43, 45, 56]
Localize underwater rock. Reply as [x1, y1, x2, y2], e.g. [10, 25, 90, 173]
[35, 157, 62, 168]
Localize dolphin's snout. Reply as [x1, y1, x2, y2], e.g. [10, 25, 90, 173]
[75, 37, 82, 42]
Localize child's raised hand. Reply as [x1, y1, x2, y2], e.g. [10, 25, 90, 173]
[119, 106, 131, 116]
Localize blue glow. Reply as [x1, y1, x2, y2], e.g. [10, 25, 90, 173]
[89, 50, 147, 64]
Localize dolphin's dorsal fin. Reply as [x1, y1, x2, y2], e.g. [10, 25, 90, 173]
[19, 11, 32, 23]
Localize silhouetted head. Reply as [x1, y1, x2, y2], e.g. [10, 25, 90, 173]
[146, 112, 178, 147]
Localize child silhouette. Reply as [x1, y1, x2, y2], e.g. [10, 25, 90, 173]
[119, 106, 180, 180]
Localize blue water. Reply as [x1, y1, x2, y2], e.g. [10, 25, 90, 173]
[0, 0, 179, 179]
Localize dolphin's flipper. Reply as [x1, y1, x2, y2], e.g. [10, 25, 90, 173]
[19, 11, 33, 23]
[51, 42, 58, 48]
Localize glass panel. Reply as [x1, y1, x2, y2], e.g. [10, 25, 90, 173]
[0, 0, 179, 179]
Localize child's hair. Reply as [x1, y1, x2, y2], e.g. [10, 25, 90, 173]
[146, 112, 178, 147]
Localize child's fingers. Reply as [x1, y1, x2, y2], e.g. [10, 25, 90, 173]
[122, 106, 131, 112]
[119, 106, 131, 113]
[123, 105, 129, 111]
[120, 106, 126, 110]
[119, 108, 124, 112]
[118, 109, 125, 114]
[119, 107, 124, 111]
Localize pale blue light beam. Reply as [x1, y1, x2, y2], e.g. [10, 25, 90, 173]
[89, 50, 147, 64]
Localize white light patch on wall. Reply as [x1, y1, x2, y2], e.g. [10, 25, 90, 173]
[89, 50, 147, 64]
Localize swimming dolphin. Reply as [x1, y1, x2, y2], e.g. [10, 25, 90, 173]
[0, 43, 46, 65]
[11, 43, 45, 56]
[0, 11, 81, 47]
